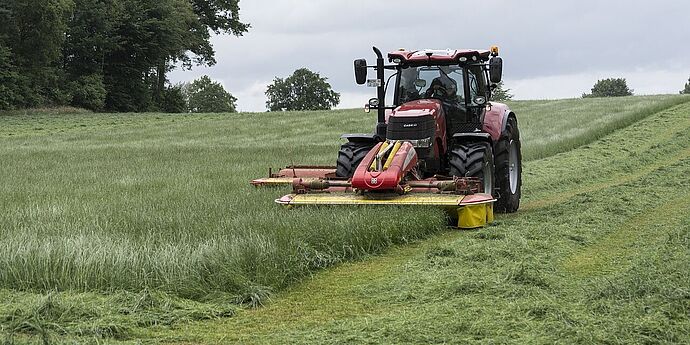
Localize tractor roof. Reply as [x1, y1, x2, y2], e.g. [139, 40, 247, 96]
[388, 49, 491, 65]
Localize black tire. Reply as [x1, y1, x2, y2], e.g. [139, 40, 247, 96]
[494, 117, 522, 213]
[448, 142, 495, 195]
[336, 141, 375, 178]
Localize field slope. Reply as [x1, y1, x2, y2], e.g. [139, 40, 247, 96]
[0, 94, 689, 343]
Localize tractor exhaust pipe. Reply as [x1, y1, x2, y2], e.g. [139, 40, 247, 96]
[373, 46, 387, 139]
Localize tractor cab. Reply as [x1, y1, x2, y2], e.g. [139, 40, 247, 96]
[357, 48, 501, 138]
[396, 63, 485, 135]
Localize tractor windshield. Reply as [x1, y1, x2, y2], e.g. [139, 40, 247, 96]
[398, 65, 466, 104]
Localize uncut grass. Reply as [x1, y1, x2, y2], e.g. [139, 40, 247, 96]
[0, 111, 446, 300]
[0, 96, 688, 310]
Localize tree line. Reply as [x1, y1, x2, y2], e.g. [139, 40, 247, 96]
[1, 0, 686, 115]
[0, 0, 248, 112]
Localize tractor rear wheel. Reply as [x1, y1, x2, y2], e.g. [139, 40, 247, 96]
[448, 142, 495, 195]
[494, 117, 522, 213]
[336, 141, 375, 178]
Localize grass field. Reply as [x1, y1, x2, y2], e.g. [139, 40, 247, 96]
[1, 94, 689, 342]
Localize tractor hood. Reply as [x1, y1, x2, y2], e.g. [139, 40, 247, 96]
[387, 99, 443, 122]
[386, 99, 447, 153]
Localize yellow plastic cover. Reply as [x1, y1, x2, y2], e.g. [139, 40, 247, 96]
[457, 203, 494, 229]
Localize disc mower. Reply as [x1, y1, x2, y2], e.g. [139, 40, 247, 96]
[252, 46, 522, 228]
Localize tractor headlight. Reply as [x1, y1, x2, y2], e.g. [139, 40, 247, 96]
[408, 137, 432, 148]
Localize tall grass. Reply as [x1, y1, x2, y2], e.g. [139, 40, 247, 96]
[0, 95, 687, 302]
[0, 110, 446, 299]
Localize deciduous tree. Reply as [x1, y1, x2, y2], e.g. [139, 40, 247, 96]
[583, 78, 633, 98]
[186, 76, 237, 113]
[491, 81, 513, 102]
[265, 68, 340, 111]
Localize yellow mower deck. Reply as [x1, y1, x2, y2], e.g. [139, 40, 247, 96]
[276, 193, 495, 229]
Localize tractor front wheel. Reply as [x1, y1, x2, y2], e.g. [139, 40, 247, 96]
[494, 117, 522, 213]
[336, 141, 375, 178]
[448, 142, 495, 195]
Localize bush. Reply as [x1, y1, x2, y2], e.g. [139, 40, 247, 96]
[583, 78, 633, 98]
[69, 74, 106, 111]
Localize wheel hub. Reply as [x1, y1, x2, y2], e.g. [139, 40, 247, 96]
[508, 140, 519, 194]
[483, 156, 493, 194]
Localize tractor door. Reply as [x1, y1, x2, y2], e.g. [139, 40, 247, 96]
[463, 66, 489, 129]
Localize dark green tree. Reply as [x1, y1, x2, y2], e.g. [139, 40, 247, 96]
[1, 0, 73, 106]
[153, 0, 250, 106]
[491, 81, 513, 102]
[186, 76, 237, 113]
[101, 0, 249, 111]
[0, 41, 23, 110]
[87, 0, 199, 111]
[161, 85, 188, 113]
[583, 78, 633, 98]
[0, 0, 249, 111]
[265, 68, 340, 111]
[680, 77, 690, 94]
[67, 74, 106, 111]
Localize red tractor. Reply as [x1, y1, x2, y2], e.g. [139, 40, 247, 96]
[252, 46, 522, 227]
[338, 46, 522, 212]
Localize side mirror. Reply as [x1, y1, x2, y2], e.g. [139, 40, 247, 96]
[354, 59, 367, 85]
[364, 98, 379, 113]
[489, 57, 503, 84]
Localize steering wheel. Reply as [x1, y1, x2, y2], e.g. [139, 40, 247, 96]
[426, 84, 447, 99]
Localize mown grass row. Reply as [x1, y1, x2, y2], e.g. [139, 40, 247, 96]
[0, 95, 687, 305]
[511, 94, 690, 159]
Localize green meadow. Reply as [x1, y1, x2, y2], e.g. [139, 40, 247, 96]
[1, 94, 689, 343]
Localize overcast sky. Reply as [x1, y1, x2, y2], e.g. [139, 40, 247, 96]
[170, 0, 690, 112]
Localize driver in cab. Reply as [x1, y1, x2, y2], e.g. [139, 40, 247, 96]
[424, 66, 458, 101]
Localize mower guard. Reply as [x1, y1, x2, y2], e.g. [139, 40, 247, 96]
[276, 192, 493, 207]
[275, 191, 495, 229]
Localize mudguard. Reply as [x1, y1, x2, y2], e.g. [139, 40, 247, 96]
[340, 133, 382, 144]
[483, 102, 514, 142]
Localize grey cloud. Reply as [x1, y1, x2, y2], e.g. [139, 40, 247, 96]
[170, 0, 690, 111]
